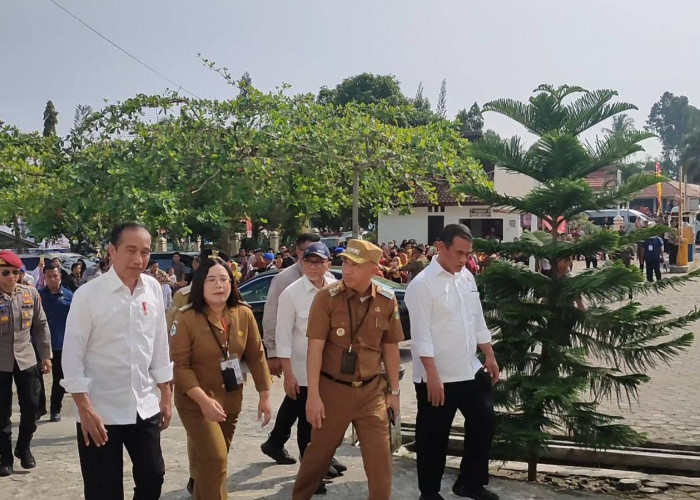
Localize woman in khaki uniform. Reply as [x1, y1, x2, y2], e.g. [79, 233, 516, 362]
[170, 256, 272, 500]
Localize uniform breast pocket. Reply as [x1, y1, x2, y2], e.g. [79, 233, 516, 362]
[329, 313, 350, 347]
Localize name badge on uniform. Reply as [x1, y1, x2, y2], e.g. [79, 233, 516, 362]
[648, 244, 654, 251]
[340, 348, 358, 375]
[221, 355, 244, 385]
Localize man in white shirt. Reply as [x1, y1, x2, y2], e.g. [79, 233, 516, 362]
[61, 222, 173, 500]
[405, 224, 499, 500]
[260, 233, 345, 477]
[275, 243, 337, 478]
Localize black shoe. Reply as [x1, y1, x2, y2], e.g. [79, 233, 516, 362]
[324, 464, 340, 479]
[50, 412, 61, 422]
[35, 408, 47, 421]
[452, 483, 499, 500]
[186, 477, 194, 494]
[0, 464, 12, 477]
[330, 457, 347, 473]
[419, 494, 445, 500]
[14, 448, 36, 470]
[314, 482, 327, 495]
[260, 440, 297, 465]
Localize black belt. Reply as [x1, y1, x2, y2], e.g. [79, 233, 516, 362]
[321, 372, 378, 388]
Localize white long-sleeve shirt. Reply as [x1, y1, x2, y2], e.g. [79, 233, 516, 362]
[61, 267, 173, 425]
[405, 257, 491, 384]
[275, 275, 337, 386]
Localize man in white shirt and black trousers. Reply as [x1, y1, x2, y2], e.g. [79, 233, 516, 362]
[405, 224, 499, 500]
[61, 222, 173, 500]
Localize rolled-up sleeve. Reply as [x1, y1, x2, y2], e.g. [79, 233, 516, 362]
[149, 283, 173, 384]
[275, 288, 296, 359]
[472, 294, 492, 345]
[60, 288, 93, 393]
[404, 280, 434, 357]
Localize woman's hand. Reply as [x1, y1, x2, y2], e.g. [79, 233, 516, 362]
[199, 397, 227, 422]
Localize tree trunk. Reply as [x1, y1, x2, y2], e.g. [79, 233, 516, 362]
[352, 166, 360, 239]
[527, 459, 538, 481]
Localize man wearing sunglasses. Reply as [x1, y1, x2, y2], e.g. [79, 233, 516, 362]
[0, 251, 52, 477]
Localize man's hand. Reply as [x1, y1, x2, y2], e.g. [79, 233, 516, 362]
[266, 357, 283, 377]
[159, 400, 172, 430]
[76, 401, 108, 447]
[283, 372, 299, 400]
[199, 397, 226, 422]
[41, 359, 52, 374]
[306, 394, 325, 429]
[385, 393, 400, 417]
[483, 356, 500, 385]
[258, 391, 272, 427]
[426, 372, 445, 407]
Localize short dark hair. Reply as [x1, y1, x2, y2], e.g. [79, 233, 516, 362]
[71, 263, 81, 271]
[296, 232, 321, 245]
[190, 257, 241, 313]
[439, 224, 473, 247]
[43, 262, 58, 274]
[173, 252, 181, 257]
[110, 222, 148, 248]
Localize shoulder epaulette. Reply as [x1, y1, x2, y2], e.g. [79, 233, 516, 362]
[328, 282, 345, 297]
[180, 284, 192, 296]
[238, 301, 252, 309]
[376, 286, 395, 300]
[178, 303, 193, 312]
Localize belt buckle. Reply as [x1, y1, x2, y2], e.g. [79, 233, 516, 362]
[352, 380, 363, 388]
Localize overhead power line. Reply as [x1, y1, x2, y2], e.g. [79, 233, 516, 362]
[48, 0, 201, 99]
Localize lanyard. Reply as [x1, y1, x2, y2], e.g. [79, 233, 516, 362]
[206, 318, 229, 360]
[346, 296, 372, 352]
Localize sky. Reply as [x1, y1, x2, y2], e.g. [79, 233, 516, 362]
[3, 0, 700, 159]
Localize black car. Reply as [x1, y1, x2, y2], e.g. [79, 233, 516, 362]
[149, 252, 198, 276]
[238, 268, 411, 340]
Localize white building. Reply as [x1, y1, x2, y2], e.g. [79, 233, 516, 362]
[378, 165, 536, 245]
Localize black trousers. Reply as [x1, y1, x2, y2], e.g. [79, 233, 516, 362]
[77, 413, 164, 500]
[267, 388, 312, 456]
[0, 363, 40, 464]
[50, 350, 65, 413]
[646, 259, 661, 282]
[415, 371, 494, 495]
[669, 244, 679, 266]
[585, 256, 598, 269]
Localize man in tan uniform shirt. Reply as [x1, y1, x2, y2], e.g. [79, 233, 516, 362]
[292, 240, 404, 500]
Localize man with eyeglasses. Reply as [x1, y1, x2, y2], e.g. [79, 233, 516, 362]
[274, 243, 337, 493]
[0, 251, 52, 477]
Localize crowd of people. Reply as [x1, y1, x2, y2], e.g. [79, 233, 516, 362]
[0, 222, 499, 500]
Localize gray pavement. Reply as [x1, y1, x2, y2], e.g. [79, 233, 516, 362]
[5, 378, 613, 499]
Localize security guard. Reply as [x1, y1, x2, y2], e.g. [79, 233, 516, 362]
[169, 256, 272, 499]
[0, 251, 52, 477]
[292, 240, 404, 500]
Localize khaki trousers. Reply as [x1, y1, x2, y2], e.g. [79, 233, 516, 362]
[292, 376, 392, 500]
[177, 389, 242, 500]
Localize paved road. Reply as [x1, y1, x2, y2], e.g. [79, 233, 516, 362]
[5, 379, 613, 499]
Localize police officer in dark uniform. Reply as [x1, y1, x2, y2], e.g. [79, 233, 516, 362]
[0, 251, 52, 476]
[292, 240, 404, 500]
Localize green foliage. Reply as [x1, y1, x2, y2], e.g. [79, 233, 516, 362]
[42, 100, 58, 137]
[455, 102, 484, 136]
[2, 67, 486, 251]
[461, 84, 696, 476]
[646, 92, 700, 178]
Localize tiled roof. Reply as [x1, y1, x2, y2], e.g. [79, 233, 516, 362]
[412, 180, 482, 207]
[585, 167, 700, 199]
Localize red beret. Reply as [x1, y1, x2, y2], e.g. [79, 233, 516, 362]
[0, 251, 23, 269]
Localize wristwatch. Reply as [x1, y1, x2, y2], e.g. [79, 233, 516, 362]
[389, 388, 400, 396]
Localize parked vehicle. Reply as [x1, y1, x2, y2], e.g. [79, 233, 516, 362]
[584, 209, 654, 232]
[238, 267, 411, 340]
[16, 252, 97, 273]
[148, 252, 199, 275]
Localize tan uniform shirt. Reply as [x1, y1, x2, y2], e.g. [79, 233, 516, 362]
[0, 284, 51, 372]
[170, 303, 271, 411]
[166, 284, 191, 331]
[307, 281, 404, 382]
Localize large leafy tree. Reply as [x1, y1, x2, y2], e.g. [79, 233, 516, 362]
[646, 91, 700, 178]
[458, 84, 700, 479]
